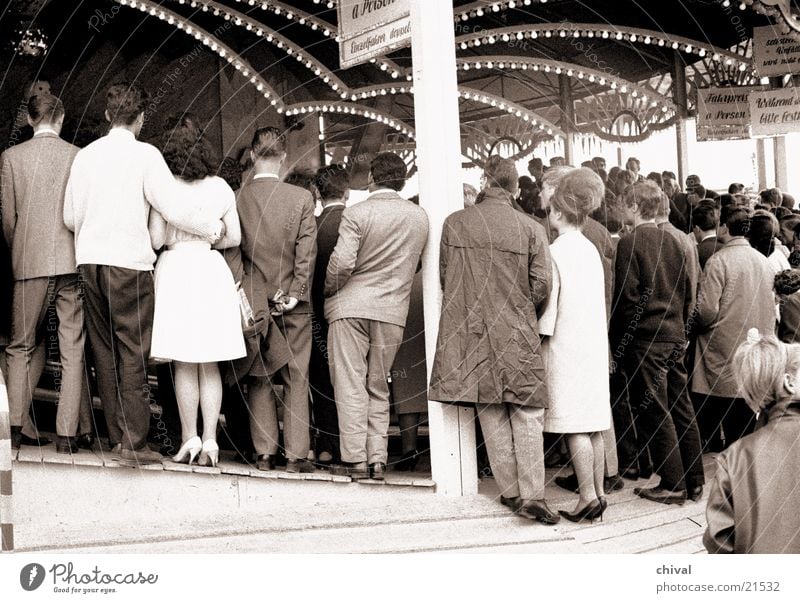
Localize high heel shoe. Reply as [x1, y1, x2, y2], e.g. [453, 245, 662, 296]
[598, 496, 608, 515]
[172, 437, 202, 465]
[198, 439, 219, 467]
[559, 499, 604, 523]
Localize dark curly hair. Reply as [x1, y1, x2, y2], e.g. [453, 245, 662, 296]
[160, 113, 218, 181]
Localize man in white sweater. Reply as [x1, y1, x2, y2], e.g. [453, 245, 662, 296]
[64, 83, 222, 466]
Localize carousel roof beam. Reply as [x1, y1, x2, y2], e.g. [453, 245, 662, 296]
[455, 55, 676, 115]
[455, 23, 752, 71]
[200, 0, 337, 37]
[112, 0, 285, 111]
[347, 83, 566, 138]
[171, 0, 413, 81]
[169, 0, 351, 96]
[454, 0, 550, 23]
[283, 100, 416, 139]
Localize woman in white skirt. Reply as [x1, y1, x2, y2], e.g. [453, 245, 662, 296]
[539, 168, 612, 522]
[149, 116, 245, 467]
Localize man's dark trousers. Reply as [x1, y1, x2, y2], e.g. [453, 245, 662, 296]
[625, 340, 705, 491]
[80, 264, 154, 451]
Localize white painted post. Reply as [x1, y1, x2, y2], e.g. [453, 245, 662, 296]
[0, 368, 13, 551]
[411, 0, 478, 496]
[774, 136, 788, 191]
[756, 138, 768, 191]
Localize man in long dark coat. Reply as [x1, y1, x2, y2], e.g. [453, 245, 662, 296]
[429, 156, 557, 524]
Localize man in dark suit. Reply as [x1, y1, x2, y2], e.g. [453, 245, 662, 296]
[236, 127, 317, 473]
[325, 153, 428, 480]
[693, 204, 723, 270]
[309, 164, 349, 465]
[0, 94, 83, 453]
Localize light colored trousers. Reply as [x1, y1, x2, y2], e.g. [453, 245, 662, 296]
[475, 402, 546, 500]
[328, 317, 404, 464]
[6, 275, 86, 437]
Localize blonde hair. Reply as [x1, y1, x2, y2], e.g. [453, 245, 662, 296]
[734, 330, 800, 412]
[551, 168, 604, 226]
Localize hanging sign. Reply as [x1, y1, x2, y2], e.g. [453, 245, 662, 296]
[749, 87, 800, 137]
[696, 87, 757, 141]
[753, 25, 800, 77]
[338, 0, 411, 69]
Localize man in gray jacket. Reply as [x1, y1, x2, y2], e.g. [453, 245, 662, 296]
[325, 153, 428, 480]
[1, 93, 84, 453]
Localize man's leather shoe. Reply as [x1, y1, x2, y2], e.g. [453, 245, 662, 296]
[12, 427, 51, 448]
[621, 467, 640, 480]
[255, 454, 277, 471]
[554, 473, 579, 492]
[500, 496, 522, 512]
[118, 447, 163, 466]
[76, 433, 95, 450]
[369, 462, 386, 480]
[688, 486, 704, 502]
[604, 474, 625, 492]
[56, 436, 78, 454]
[286, 459, 315, 474]
[634, 486, 687, 505]
[332, 461, 369, 480]
[516, 499, 561, 524]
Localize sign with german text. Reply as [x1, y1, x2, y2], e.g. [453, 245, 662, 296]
[338, 0, 411, 69]
[749, 87, 800, 137]
[753, 25, 800, 77]
[696, 87, 758, 141]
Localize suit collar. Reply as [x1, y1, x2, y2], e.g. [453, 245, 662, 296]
[367, 189, 402, 200]
[725, 237, 750, 248]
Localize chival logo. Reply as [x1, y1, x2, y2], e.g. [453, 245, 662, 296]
[20, 562, 158, 594]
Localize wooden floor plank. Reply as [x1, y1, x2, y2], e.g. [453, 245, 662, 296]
[16, 445, 43, 463]
[40, 445, 72, 466]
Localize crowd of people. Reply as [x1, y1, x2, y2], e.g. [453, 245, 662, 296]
[2, 84, 800, 551]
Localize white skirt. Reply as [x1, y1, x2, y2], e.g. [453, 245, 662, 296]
[151, 241, 246, 363]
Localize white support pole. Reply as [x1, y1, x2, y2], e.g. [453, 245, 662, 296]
[774, 135, 788, 191]
[757, 138, 768, 191]
[411, 0, 478, 497]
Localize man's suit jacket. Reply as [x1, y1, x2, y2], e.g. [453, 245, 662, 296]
[235, 176, 317, 313]
[324, 191, 428, 328]
[312, 204, 344, 320]
[1, 132, 79, 280]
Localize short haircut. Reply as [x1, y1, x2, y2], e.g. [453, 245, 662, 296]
[550, 156, 565, 167]
[621, 180, 663, 220]
[463, 183, 478, 207]
[370, 152, 407, 191]
[662, 171, 677, 181]
[251, 127, 286, 160]
[734, 333, 800, 412]
[484, 155, 519, 194]
[314, 164, 349, 201]
[284, 169, 316, 192]
[646, 172, 663, 189]
[550, 168, 604, 226]
[729, 182, 745, 194]
[693, 184, 707, 199]
[726, 207, 752, 237]
[782, 192, 796, 210]
[760, 187, 783, 207]
[518, 175, 535, 190]
[539, 165, 575, 192]
[592, 156, 606, 166]
[160, 114, 217, 182]
[27, 93, 64, 126]
[106, 82, 148, 126]
[527, 157, 543, 171]
[692, 205, 718, 231]
[593, 204, 623, 234]
[625, 157, 640, 170]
